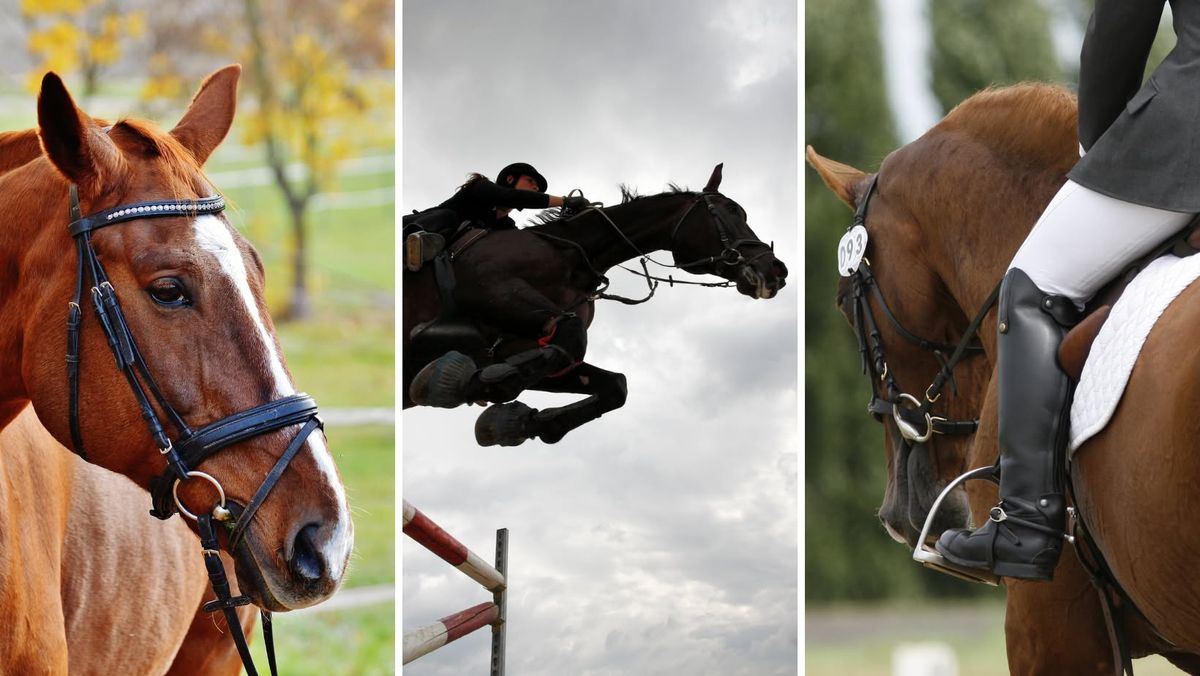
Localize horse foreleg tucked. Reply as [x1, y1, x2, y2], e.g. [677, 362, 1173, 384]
[474, 363, 627, 446]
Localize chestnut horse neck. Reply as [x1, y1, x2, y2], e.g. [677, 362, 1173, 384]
[878, 83, 1080, 317]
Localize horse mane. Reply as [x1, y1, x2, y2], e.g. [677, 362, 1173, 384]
[529, 184, 695, 227]
[935, 82, 1078, 173]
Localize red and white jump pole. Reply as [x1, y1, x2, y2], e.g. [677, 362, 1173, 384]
[402, 500, 508, 674]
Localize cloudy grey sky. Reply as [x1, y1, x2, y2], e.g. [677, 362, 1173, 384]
[401, 1, 797, 674]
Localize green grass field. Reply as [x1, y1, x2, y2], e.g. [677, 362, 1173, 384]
[806, 602, 1182, 675]
[333, 425, 395, 589]
[250, 602, 395, 676]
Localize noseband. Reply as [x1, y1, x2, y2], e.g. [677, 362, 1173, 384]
[842, 175, 997, 444]
[65, 184, 322, 676]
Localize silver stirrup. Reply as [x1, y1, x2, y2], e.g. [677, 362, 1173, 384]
[912, 466, 1001, 586]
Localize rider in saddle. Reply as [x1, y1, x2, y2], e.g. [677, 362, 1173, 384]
[404, 162, 589, 271]
[937, 1, 1200, 580]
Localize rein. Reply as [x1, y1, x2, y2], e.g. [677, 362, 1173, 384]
[65, 184, 323, 676]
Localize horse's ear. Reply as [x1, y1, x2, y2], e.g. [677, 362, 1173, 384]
[703, 163, 723, 192]
[806, 145, 867, 209]
[37, 72, 121, 189]
[170, 64, 240, 166]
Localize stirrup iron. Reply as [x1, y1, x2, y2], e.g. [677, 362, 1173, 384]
[912, 466, 1002, 586]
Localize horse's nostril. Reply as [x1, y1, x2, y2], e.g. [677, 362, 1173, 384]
[289, 523, 326, 583]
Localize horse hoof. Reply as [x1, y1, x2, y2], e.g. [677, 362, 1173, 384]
[410, 351, 477, 408]
[475, 402, 535, 446]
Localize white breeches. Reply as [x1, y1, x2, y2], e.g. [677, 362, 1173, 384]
[1010, 180, 1196, 307]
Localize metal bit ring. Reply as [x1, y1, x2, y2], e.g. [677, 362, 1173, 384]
[173, 471, 229, 522]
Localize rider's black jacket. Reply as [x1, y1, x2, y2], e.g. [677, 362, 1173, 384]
[1070, 0, 1200, 211]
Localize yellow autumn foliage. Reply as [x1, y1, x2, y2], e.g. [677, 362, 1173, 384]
[23, 1, 145, 93]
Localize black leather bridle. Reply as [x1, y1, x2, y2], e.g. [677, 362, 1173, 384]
[842, 175, 997, 443]
[669, 191, 775, 273]
[65, 184, 324, 676]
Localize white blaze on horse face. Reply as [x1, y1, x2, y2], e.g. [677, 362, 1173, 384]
[192, 214, 353, 579]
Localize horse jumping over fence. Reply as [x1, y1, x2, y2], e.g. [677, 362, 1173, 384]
[403, 165, 789, 447]
[0, 65, 353, 673]
[403, 499, 508, 674]
[811, 82, 1200, 673]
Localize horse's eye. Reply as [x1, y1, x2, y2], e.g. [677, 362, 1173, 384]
[147, 278, 190, 308]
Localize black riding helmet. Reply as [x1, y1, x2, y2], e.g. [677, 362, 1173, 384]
[496, 162, 548, 193]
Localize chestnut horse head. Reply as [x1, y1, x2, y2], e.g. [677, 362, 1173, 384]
[808, 83, 1079, 548]
[0, 66, 352, 611]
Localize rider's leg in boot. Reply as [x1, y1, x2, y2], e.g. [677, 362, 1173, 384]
[935, 268, 1078, 580]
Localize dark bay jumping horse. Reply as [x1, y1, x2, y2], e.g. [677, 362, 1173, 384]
[811, 83, 1200, 673]
[0, 66, 352, 673]
[404, 165, 789, 446]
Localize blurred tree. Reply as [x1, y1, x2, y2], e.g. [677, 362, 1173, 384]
[929, 0, 1061, 111]
[805, 0, 916, 603]
[806, 0, 1003, 603]
[143, 0, 394, 320]
[20, 0, 146, 97]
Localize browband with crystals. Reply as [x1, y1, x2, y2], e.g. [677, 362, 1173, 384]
[69, 194, 226, 236]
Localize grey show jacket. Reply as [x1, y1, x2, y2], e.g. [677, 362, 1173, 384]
[1070, 0, 1200, 212]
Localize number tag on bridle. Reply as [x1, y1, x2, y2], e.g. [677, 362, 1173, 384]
[837, 225, 868, 276]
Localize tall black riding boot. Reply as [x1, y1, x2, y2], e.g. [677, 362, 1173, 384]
[935, 268, 1078, 581]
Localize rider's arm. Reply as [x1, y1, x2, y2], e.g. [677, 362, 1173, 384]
[465, 178, 561, 209]
[1077, 0, 1166, 152]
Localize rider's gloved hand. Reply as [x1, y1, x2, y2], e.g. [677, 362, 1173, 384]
[563, 195, 590, 211]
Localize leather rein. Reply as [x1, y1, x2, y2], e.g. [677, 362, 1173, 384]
[66, 185, 323, 676]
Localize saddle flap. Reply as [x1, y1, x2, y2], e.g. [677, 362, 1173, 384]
[1059, 305, 1111, 383]
[409, 318, 487, 356]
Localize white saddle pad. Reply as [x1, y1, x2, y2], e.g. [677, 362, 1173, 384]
[1069, 253, 1200, 452]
